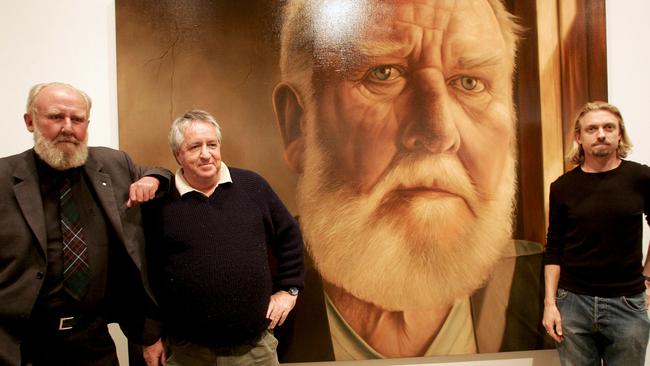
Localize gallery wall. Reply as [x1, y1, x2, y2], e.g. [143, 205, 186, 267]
[1, 0, 119, 155]
[606, 0, 650, 257]
[0, 1, 648, 365]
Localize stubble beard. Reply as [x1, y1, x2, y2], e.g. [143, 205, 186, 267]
[297, 112, 516, 311]
[33, 128, 88, 171]
[591, 143, 615, 158]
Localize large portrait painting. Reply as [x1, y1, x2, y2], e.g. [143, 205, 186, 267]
[116, 0, 607, 362]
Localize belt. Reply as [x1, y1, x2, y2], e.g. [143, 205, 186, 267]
[31, 297, 110, 333]
[30, 313, 99, 333]
[57, 316, 76, 331]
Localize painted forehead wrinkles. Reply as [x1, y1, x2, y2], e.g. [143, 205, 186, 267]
[386, 0, 495, 31]
[342, 1, 455, 64]
[392, 0, 454, 31]
[313, 0, 503, 74]
[359, 0, 499, 50]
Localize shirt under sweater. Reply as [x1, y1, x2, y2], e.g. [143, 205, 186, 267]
[544, 160, 650, 297]
[143, 166, 304, 346]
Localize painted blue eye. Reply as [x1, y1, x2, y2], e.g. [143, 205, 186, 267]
[449, 76, 485, 93]
[460, 77, 478, 90]
[368, 65, 403, 81]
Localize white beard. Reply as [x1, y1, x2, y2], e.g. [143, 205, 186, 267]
[33, 128, 88, 171]
[297, 113, 516, 311]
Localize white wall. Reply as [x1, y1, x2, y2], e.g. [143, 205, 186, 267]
[606, 0, 650, 256]
[0, 1, 648, 365]
[0, 0, 118, 156]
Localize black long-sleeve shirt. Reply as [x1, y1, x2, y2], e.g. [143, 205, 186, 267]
[544, 160, 650, 297]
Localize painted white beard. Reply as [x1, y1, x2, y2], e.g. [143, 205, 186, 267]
[297, 122, 516, 311]
[33, 129, 88, 171]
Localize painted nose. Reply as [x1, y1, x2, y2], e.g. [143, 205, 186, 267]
[401, 72, 460, 154]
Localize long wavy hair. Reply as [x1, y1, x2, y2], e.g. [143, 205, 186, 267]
[566, 101, 632, 165]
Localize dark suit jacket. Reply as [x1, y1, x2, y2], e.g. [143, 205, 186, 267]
[0, 147, 169, 366]
[276, 240, 553, 362]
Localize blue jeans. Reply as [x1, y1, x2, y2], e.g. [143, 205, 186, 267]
[556, 288, 650, 366]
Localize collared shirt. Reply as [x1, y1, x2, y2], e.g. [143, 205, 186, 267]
[175, 162, 232, 196]
[325, 293, 477, 360]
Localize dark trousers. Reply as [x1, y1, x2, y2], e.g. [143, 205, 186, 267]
[21, 315, 118, 366]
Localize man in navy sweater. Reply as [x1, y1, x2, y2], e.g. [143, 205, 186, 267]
[141, 110, 305, 366]
[543, 101, 650, 365]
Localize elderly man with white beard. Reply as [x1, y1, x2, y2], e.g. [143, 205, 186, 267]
[271, 0, 551, 361]
[0, 82, 170, 366]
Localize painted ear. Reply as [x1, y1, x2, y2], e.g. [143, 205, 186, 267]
[272, 82, 306, 173]
[24, 113, 35, 132]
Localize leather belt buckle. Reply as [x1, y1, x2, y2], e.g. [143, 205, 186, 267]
[58, 316, 75, 331]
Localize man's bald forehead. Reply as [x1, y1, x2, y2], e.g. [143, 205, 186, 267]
[35, 85, 78, 101]
[27, 82, 92, 116]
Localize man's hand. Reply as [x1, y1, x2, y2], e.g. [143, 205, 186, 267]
[266, 290, 297, 330]
[143, 338, 166, 366]
[542, 303, 564, 343]
[127, 176, 160, 207]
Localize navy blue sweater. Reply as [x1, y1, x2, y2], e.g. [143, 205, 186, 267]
[143, 167, 304, 346]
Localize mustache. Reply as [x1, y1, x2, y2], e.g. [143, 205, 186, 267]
[368, 154, 479, 209]
[53, 134, 81, 144]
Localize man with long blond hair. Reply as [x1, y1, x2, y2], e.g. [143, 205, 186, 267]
[543, 101, 650, 365]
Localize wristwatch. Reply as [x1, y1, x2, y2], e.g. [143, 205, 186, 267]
[287, 287, 299, 296]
